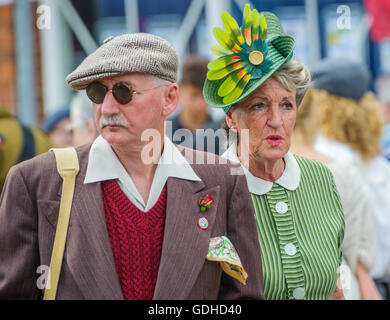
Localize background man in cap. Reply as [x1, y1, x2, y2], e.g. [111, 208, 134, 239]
[0, 33, 264, 300]
[169, 55, 224, 154]
[42, 108, 73, 148]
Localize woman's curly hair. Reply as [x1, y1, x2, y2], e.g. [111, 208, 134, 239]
[294, 88, 318, 145]
[313, 88, 383, 161]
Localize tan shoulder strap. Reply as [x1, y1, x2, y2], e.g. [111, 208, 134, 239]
[43, 148, 79, 300]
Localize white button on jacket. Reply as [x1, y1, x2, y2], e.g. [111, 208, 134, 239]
[284, 243, 297, 256]
[275, 201, 288, 214]
[293, 287, 305, 299]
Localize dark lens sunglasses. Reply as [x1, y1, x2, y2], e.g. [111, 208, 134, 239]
[86, 81, 135, 105]
[86, 81, 169, 105]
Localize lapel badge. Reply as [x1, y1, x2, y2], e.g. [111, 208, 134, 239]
[198, 217, 209, 230]
[199, 194, 214, 212]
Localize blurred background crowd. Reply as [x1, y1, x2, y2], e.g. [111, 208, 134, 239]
[1, 0, 390, 300]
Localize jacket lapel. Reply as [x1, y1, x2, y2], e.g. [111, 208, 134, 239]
[60, 147, 123, 299]
[153, 177, 220, 299]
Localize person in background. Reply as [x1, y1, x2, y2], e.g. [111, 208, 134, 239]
[204, 4, 345, 300]
[42, 108, 73, 148]
[69, 91, 98, 146]
[0, 107, 52, 194]
[375, 74, 390, 161]
[312, 58, 390, 300]
[170, 55, 224, 154]
[291, 89, 381, 300]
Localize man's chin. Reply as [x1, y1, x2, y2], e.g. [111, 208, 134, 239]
[101, 130, 130, 146]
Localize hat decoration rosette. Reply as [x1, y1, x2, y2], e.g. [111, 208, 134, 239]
[203, 4, 296, 110]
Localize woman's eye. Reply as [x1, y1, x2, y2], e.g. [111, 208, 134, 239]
[251, 103, 265, 110]
[283, 102, 293, 109]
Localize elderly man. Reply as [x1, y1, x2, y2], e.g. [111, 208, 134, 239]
[0, 33, 264, 300]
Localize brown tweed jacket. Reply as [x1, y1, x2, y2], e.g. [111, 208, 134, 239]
[0, 143, 264, 300]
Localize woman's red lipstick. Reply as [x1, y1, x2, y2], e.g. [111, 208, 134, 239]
[266, 135, 283, 146]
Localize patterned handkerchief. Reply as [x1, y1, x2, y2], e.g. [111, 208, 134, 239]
[206, 236, 248, 285]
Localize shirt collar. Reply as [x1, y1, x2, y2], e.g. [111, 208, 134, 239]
[222, 143, 300, 195]
[84, 135, 201, 185]
[156, 136, 201, 181]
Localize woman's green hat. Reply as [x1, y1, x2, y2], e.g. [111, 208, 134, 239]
[203, 4, 295, 112]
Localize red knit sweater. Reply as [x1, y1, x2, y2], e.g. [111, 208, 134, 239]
[101, 180, 167, 300]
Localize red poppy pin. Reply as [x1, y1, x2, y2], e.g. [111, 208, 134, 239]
[199, 194, 214, 212]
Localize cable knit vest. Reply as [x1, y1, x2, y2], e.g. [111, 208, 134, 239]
[101, 180, 167, 300]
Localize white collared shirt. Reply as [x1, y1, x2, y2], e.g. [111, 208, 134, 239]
[221, 143, 300, 195]
[85, 135, 201, 212]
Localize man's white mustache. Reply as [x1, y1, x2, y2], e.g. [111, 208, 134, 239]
[99, 115, 130, 128]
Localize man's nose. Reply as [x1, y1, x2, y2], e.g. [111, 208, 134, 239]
[100, 91, 121, 116]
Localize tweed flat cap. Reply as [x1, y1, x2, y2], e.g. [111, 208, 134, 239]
[66, 33, 178, 90]
[311, 58, 370, 101]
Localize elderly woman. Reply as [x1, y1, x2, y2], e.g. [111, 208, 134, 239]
[203, 5, 345, 300]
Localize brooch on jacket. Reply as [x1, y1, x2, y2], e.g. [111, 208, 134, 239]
[199, 194, 214, 212]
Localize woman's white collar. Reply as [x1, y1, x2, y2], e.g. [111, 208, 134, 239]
[222, 143, 301, 195]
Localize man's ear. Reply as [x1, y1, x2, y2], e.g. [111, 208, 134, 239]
[162, 83, 179, 117]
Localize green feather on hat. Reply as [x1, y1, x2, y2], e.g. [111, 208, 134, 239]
[203, 3, 296, 112]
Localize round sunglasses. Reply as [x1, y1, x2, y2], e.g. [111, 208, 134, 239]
[86, 81, 168, 105]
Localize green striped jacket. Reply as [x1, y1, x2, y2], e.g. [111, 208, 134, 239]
[223, 146, 345, 300]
